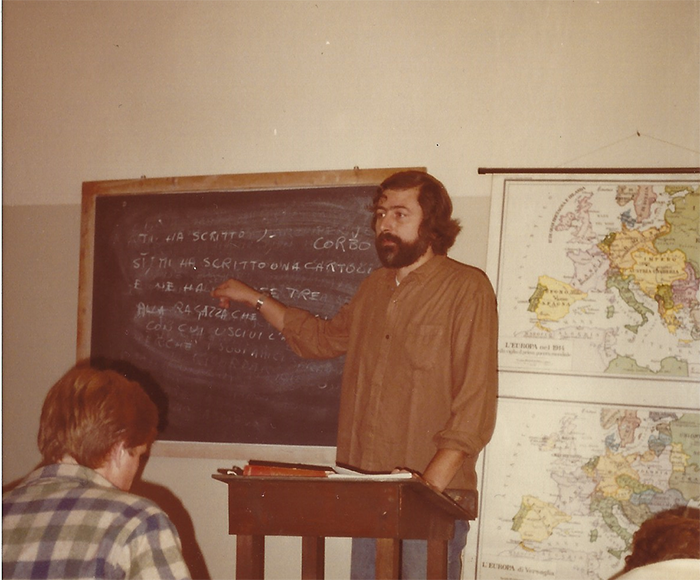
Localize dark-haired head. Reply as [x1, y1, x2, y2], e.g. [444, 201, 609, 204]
[621, 506, 700, 574]
[372, 170, 461, 255]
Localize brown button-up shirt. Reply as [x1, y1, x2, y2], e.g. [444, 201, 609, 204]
[283, 255, 498, 491]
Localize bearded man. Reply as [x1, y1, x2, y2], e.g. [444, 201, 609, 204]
[212, 170, 498, 579]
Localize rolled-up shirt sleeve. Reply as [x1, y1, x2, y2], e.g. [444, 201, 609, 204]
[433, 273, 499, 459]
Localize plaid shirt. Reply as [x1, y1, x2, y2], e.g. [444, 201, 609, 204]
[2, 464, 190, 579]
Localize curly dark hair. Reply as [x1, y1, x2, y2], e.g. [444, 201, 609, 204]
[621, 506, 700, 574]
[371, 170, 462, 255]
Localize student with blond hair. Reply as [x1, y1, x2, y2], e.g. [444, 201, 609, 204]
[3, 364, 190, 579]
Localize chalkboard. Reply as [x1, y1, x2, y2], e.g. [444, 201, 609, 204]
[78, 169, 415, 452]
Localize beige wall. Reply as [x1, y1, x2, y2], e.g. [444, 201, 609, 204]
[3, 1, 699, 579]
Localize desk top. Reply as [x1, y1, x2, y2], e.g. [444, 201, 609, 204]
[213, 474, 475, 539]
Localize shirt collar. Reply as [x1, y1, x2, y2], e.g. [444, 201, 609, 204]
[23, 462, 117, 490]
[381, 254, 447, 286]
[409, 254, 447, 281]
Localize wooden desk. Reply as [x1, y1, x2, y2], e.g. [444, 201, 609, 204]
[213, 474, 474, 579]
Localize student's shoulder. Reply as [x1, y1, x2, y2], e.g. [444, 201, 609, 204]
[615, 559, 700, 580]
[89, 484, 169, 520]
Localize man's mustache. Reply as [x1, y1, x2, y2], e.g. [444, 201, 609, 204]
[377, 233, 402, 245]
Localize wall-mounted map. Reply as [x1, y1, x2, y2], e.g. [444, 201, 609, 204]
[476, 398, 699, 580]
[470, 171, 700, 580]
[489, 177, 699, 380]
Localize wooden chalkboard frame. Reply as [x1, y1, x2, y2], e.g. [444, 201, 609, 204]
[77, 167, 421, 460]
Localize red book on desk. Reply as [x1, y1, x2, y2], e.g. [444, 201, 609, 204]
[242, 460, 334, 478]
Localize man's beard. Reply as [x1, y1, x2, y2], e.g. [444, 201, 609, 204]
[375, 232, 431, 269]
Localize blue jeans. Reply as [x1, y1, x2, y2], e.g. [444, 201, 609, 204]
[350, 520, 470, 579]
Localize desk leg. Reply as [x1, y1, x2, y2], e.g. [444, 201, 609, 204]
[301, 536, 325, 579]
[236, 534, 265, 579]
[375, 538, 400, 579]
[426, 539, 448, 580]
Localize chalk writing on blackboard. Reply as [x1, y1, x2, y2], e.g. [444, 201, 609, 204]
[88, 184, 381, 446]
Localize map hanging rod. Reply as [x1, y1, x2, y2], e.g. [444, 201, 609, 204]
[477, 167, 700, 175]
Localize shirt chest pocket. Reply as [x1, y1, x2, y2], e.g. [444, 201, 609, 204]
[402, 324, 445, 370]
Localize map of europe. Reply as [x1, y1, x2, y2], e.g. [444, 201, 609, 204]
[477, 399, 700, 580]
[496, 180, 699, 379]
